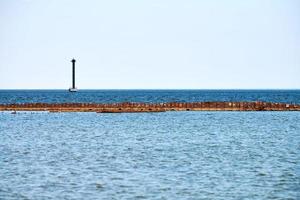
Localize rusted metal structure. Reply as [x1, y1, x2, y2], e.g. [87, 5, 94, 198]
[0, 102, 299, 113]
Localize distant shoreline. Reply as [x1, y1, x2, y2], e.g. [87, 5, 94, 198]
[1, 102, 299, 113]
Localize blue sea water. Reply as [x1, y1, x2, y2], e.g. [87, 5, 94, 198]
[0, 90, 300, 199]
[0, 89, 299, 104]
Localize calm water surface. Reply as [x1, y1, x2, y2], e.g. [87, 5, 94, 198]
[0, 90, 299, 104]
[1, 111, 300, 199]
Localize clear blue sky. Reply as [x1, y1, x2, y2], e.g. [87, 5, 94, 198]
[0, 0, 299, 89]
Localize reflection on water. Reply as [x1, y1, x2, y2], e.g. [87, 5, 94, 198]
[0, 111, 299, 199]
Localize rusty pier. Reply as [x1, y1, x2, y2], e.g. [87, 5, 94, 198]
[0, 102, 299, 113]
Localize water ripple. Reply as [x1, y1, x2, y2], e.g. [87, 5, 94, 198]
[0, 111, 300, 199]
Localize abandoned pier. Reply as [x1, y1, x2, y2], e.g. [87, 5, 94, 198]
[0, 102, 299, 113]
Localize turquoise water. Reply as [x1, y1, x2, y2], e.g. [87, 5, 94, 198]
[1, 111, 300, 199]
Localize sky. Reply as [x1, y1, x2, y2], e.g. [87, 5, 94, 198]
[0, 0, 299, 89]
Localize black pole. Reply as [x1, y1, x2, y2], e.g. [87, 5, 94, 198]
[71, 59, 76, 88]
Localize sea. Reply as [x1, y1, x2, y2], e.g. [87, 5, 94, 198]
[0, 90, 299, 199]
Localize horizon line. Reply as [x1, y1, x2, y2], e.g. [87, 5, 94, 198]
[0, 88, 299, 90]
